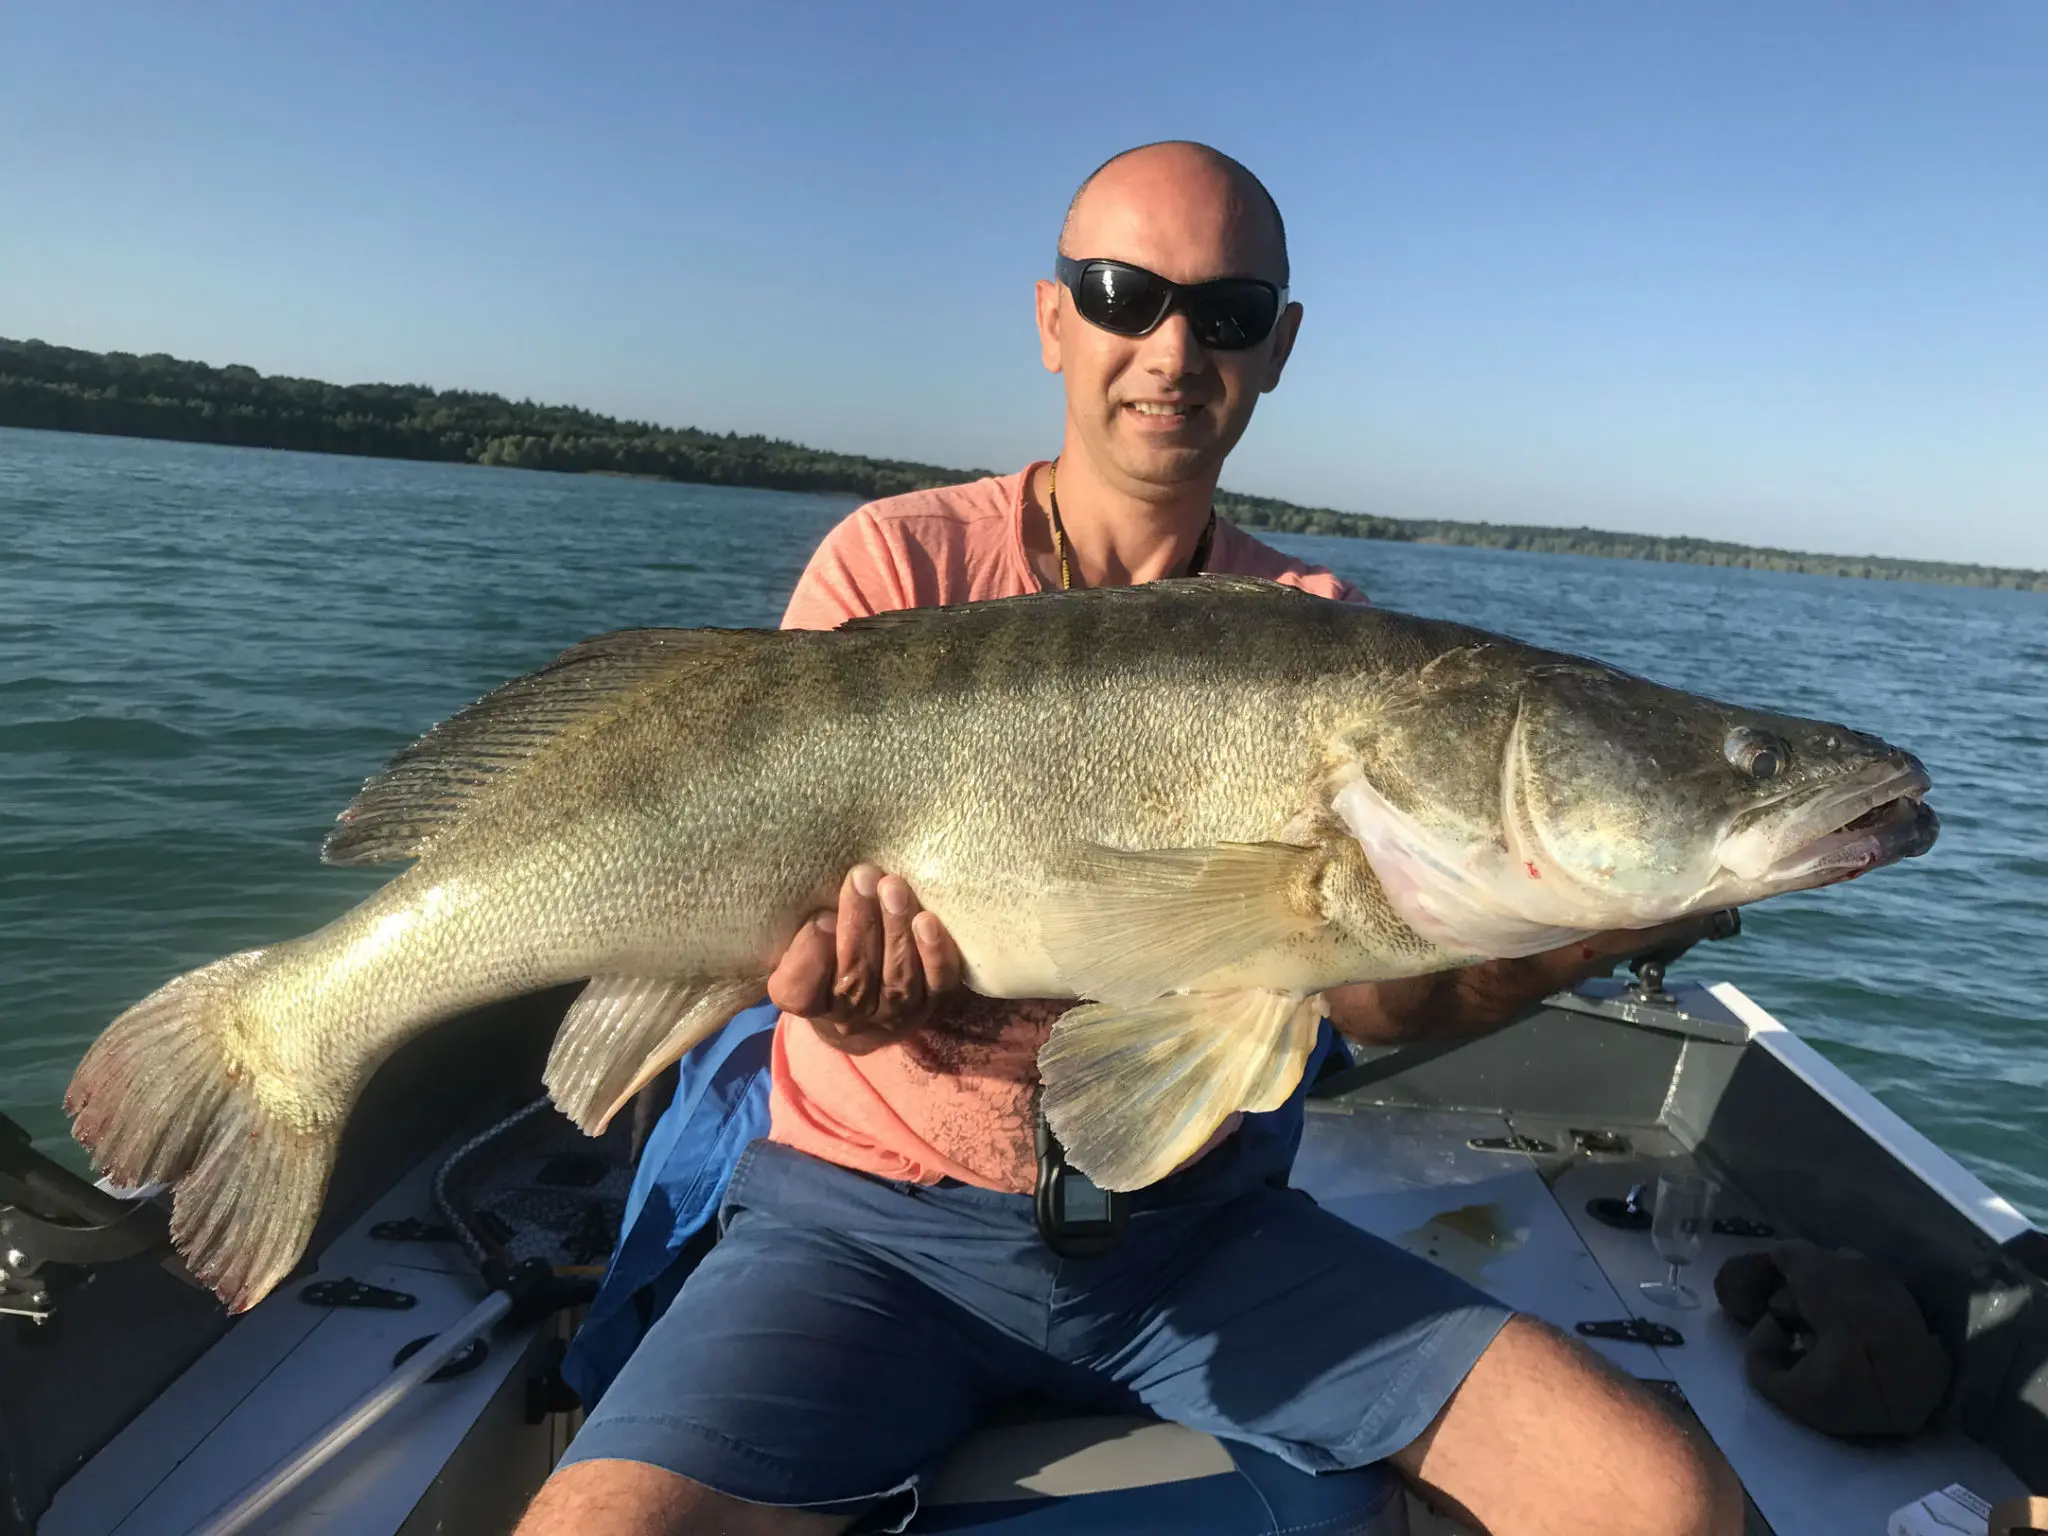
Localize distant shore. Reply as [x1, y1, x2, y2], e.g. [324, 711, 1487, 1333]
[4, 336, 2039, 592]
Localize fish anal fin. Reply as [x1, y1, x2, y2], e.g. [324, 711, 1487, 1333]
[1241, 992, 1327, 1113]
[1036, 842, 1325, 1008]
[323, 628, 766, 866]
[544, 974, 763, 1135]
[1038, 988, 1319, 1191]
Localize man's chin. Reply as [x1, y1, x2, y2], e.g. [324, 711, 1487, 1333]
[1104, 436, 1225, 494]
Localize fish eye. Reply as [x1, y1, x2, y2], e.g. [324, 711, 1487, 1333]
[1725, 730, 1786, 781]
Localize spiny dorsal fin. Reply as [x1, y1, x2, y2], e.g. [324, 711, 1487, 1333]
[323, 628, 764, 866]
[831, 574, 1306, 633]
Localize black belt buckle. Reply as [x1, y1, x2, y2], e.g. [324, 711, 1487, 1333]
[1035, 1114, 1128, 1260]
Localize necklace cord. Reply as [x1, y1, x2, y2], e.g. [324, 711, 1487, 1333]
[1045, 460, 1214, 593]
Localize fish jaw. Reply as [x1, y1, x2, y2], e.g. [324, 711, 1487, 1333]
[1765, 795, 1940, 891]
[1708, 766, 1938, 901]
[1714, 757, 1935, 884]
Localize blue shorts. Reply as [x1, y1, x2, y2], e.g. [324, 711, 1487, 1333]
[563, 1132, 1511, 1526]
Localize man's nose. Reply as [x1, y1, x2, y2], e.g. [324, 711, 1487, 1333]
[1136, 307, 1205, 380]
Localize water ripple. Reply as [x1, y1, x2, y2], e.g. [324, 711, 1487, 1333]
[5, 425, 2044, 1221]
[0, 715, 207, 757]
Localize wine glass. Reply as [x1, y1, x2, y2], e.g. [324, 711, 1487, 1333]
[1639, 1173, 1716, 1309]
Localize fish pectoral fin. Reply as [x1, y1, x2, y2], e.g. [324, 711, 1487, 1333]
[1035, 842, 1325, 1007]
[1038, 989, 1325, 1192]
[544, 975, 764, 1135]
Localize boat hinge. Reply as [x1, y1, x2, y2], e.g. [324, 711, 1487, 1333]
[1576, 1317, 1684, 1347]
[301, 1276, 418, 1310]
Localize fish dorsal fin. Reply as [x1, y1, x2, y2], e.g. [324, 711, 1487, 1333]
[831, 574, 1307, 633]
[324, 628, 760, 865]
[1039, 989, 1325, 1190]
[545, 974, 765, 1135]
[1035, 842, 1326, 1007]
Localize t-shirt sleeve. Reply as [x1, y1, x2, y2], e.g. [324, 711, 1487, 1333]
[1298, 568, 1369, 605]
[1209, 521, 1370, 606]
[781, 506, 914, 631]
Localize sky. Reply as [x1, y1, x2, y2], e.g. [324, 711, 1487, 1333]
[2, 2, 2043, 567]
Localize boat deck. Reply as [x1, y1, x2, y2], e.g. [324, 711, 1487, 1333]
[1293, 1100, 2024, 1533]
[39, 1144, 559, 1536]
[39, 979, 2040, 1535]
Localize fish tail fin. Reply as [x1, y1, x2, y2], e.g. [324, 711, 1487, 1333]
[66, 950, 337, 1313]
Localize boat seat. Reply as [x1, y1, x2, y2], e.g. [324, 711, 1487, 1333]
[909, 1407, 1407, 1534]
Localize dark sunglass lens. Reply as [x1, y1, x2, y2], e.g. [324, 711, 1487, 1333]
[1079, 263, 1170, 335]
[1187, 284, 1280, 350]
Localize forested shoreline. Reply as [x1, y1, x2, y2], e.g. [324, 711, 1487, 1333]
[4, 337, 2039, 591]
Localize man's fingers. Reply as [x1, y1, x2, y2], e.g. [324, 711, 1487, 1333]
[767, 913, 838, 1018]
[913, 909, 963, 996]
[832, 865, 886, 1015]
[876, 875, 927, 1017]
[772, 866, 966, 1048]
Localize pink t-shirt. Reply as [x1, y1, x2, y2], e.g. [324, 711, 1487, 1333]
[771, 463, 1363, 1193]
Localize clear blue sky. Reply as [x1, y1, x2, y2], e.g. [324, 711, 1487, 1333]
[3, 3, 2042, 566]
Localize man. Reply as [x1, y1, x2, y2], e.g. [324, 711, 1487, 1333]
[520, 142, 1743, 1536]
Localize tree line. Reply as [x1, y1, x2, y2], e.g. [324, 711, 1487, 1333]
[3, 337, 2039, 592]
[0, 337, 974, 500]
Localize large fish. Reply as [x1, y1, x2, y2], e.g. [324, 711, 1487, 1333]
[67, 577, 1936, 1310]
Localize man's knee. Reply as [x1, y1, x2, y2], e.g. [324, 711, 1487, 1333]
[1395, 1315, 1743, 1536]
[515, 1457, 852, 1536]
[1625, 1414, 1743, 1536]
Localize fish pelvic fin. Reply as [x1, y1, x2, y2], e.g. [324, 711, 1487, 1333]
[1038, 989, 1325, 1191]
[1035, 842, 1327, 1008]
[324, 628, 770, 866]
[544, 975, 765, 1135]
[66, 950, 339, 1314]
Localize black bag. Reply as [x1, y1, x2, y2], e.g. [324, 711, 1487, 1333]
[1714, 1241, 1951, 1438]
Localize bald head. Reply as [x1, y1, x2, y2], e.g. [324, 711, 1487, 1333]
[1059, 141, 1289, 287]
[1036, 140, 1302, 509]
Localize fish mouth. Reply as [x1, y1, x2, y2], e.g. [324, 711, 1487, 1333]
[1747, 761, 1939, 890]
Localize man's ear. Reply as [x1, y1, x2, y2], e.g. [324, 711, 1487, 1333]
[1035, 278, 1065, 374]
[1259, 301, 1304, 394]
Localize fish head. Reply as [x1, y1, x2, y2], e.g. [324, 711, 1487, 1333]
[1330, 643, 1938, 956]
[1502, 661, 1939, 914]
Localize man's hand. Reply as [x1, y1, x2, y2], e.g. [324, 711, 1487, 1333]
[769, 864, 965, 1052]
[1327, 913, 1732, 1047]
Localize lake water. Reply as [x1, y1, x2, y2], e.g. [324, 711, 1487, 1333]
[3, 425, 2044, 1218]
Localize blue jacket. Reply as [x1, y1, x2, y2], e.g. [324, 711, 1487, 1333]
[561, 1001, 780, 1407]
[562, 1003, 1339, 1407]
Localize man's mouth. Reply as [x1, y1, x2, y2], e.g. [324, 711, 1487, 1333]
[1123, 400, 1200, 420]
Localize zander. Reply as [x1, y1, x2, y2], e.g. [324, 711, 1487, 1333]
[67, 577, 1938, 1310]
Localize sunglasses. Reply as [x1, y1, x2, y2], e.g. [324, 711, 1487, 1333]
[1054, 256, 1287, 352]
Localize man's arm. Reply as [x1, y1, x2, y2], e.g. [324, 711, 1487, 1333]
[1325, 917, 1724, 1047]
[775, 873, 1727, 1056]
